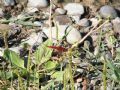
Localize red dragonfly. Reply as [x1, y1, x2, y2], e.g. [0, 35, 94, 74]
[47, 46, 68, 52]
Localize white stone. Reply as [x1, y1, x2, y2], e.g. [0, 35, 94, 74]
[34, 21, 43, 26]
[3, 0, 15, 6]
[0, 48, 4, 57]
[112, 17, 120, 22]
[64, 3, 84, 15]
[27, 0, 48, 8]
[43, 25, 66, 43]
[0, 8, 4, 17]
[26, 7, 39, 14]
[22, 32, 43, 46]
[66, 26, 81, 44]
[43, 25, 81, 44]
[90, 18, 99, 26]
[90, 80, 96, 85]
[112, 17, 120, 34]
[72, 15, 81, 23]
[55, 8, 67, 15]
[76, 69, 84, 73]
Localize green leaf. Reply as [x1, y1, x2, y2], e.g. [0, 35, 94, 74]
[115, 48, 120, 60]
[106, 59, 120, 81]
[107, 35, 117, 46]
[3, 49, 25, 69]
[41, 80, 54, 90]
[51, 71, 64, 81]
[106, 59, 114, 71]
[0, 71, 13, 79]
[34, 39, 53, 65]
[44, 61, 57, 70]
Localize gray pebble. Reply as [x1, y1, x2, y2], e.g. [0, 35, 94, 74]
[54, 15, 72, 25]
[99, 5, 118, 19]
[77, 18, 90, 27]
[27, 0, 48, 8]
[3, 0, 15, 6]
[112, 17, 120, 34]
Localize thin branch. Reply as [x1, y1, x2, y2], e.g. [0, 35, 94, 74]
[49, 0, 52, 40]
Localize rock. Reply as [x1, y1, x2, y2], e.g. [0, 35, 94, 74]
[66, 26, 81, 44]
[43, 25, 66, 43]
[3, 0, 16, 6]
[105, 51, 112, 60]
[43, 25, 81, 44]
[26, 7, 39, 14]
[99, 5, 118, 19]
[27, 0, 48, 8]
[76, 68, 84, 73]
[83, 27, 90, 33]
[91, 32, 99, 46]
[0, 8, 4, 17]
[94, 46, 99, 56]
[112, 17, 120, 34]
[77, 18, 90, 27]
[64, 3, 84, 23]
[34, 21, 43, 27]
[0, 48, 4, 56]
[90, 18, 99, 26]
[55, 8, 67, 15]
[54, 15, 72, 25]
[22, 32, 43, 46]
[64, 3, 84, 15]
[72, 15, 81, 23]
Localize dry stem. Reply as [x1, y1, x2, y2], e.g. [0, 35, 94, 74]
[49, 0, 52, 40]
